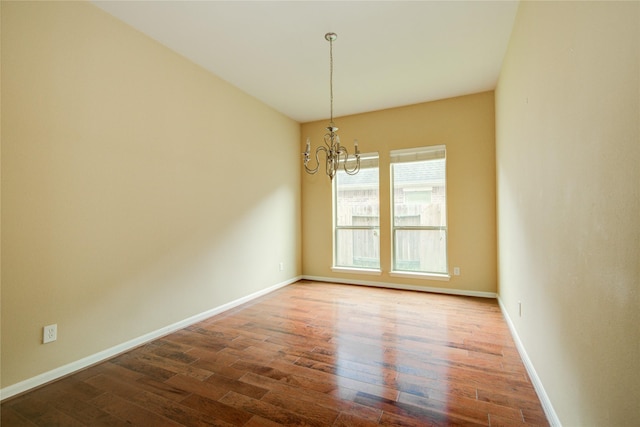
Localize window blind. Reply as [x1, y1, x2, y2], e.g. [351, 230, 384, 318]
[344, 152, 379, 169]
[390, 145, 446, 163]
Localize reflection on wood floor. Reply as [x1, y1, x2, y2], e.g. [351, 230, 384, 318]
[2, 280, 548, 426]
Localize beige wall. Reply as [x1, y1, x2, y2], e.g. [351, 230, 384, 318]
[301, 92, 497, 294]
[496, 1, 639, 425]
[1, 1, 300, 388]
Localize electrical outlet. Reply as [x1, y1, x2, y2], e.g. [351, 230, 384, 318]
[43, 324, 57, 344]
[453, 267, 460, 276]
[279, 262, 284, 271]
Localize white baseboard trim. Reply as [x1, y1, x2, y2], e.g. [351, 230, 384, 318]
[497, 296, 562, 427]
[301, 275, 496, 298]
[0, 276, 301, 402]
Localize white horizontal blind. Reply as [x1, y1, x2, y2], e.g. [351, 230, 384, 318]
[390, 145, 446, 163]
[343, 152, 379, 169]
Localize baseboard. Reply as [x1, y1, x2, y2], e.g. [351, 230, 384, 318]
[302, 275, 496, 298]
[0, 276, 301, 402]
[497, 296, 562, 427]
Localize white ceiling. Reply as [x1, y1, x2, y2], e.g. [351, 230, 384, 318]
[92, 1, 519, 123]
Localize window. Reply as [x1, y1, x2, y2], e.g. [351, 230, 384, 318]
[391, 146, 447, 275]
[333, 154, 380, 270]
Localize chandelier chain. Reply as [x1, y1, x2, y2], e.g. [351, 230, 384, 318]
[329, 36, 334, 124]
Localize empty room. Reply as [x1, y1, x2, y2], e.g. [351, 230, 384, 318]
[1, 1, 638, 426]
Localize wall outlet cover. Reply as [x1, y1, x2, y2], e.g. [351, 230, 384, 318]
[43, 324, 57, 344]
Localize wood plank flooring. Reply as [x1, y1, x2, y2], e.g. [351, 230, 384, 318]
[1, 280, 549, 426]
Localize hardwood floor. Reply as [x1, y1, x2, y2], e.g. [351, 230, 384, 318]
[1, 280, 548, 426]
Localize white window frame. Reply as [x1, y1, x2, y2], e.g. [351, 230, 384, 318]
[390, 145, 449, 280]
[332, 153, 381, 275]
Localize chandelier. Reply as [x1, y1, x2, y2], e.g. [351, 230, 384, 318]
[303, 32, 360, 180]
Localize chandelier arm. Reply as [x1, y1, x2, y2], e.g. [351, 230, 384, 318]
[324, 132, 333, 149]
[343, 159, 361, 175]
[303, 146, 329, 175]
[336, 147, 361, 175]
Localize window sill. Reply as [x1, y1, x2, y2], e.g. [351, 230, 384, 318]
[331, 267, 382, 276]
[389, 271, 451, 281]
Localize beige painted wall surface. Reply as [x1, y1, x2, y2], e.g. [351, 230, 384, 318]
[1, 1, 300, 388]
[301, 92, 497, 294]
[496, 1, 639, 425]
